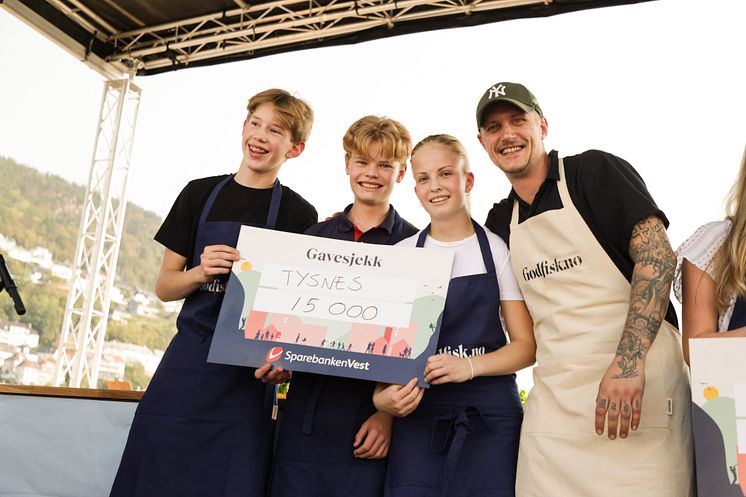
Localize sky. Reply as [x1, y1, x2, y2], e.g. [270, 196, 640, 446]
[1, 0, 745, 249]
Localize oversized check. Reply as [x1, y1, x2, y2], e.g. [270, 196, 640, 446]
[208, 226, 454, 387]
[689, 338, 746, 496]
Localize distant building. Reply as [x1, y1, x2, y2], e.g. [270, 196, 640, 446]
[49, 263, 73, 281]
[0, 348, 53, 385]
[127, 292, 160, 317]
[0, 350, 21, 383]
[160, 299, 182, 315]
[0, 322, 39, 349]
[0, 342, 16, 362]
[103, 340, 164, 375]
[109, 286, 126, 305]
[0, 233, 17, 251]
[16, 359, 41, 385]
[98, 352, 127, 380]
[7, 245, 53, 268]
[109, 309, 128, 322]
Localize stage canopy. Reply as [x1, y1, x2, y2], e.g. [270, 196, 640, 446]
[5, 0, 655, 78]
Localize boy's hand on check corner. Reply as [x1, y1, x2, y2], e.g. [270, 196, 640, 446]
[255, 363, 291, 384]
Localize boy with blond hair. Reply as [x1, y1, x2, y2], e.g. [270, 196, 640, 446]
[269, 116, 417, 497]
[109, 89, 318, 497]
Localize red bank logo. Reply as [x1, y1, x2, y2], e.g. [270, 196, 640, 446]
[266, 347, 283, 363]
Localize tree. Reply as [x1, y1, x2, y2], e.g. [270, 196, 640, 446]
[125, 362, 151, 390]
[106, 315, 176, 351]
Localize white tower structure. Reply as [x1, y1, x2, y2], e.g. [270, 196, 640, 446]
[54, 79, 141, 387]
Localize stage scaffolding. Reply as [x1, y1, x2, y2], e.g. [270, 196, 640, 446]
[54, 79, 141, 388]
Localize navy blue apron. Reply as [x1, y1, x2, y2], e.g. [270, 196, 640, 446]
[384, 222, 523, 497]
[269, 216, 410, 497]
[728, 297, 746, 330]
[110, 175, 282, 497]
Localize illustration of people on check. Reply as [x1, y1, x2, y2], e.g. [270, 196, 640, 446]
[233, 259, 446, 359]
[688, 381, 746, 496]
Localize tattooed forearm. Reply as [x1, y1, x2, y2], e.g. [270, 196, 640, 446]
[614, 216, 676, 379]
[615, 336, 643, 378]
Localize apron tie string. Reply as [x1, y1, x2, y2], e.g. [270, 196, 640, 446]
[430, 406, 487, 497]
[302, 376, 325, 434]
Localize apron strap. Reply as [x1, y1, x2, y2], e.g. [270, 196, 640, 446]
[555, 157, 572, 207]
[265, 179, 283, 229]
[509, 199, 520, 230]
[198, 175, 233, 225]
[192, 175, 234, 266]
[472, 221, 496, 275]
[416, 226, 429, 247]
[416, 221, 495, 274]
[193, 176, 283, 266]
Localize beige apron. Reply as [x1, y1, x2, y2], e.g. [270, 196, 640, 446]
[511, 159, 694, 496]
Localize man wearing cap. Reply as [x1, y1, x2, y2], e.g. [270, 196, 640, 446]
[476, 82, 694, 496]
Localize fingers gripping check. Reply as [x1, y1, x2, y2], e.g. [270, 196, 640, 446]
[373, 378, 424, 417]
[254, 363, 292, 384]
[200, 244, 239, 280]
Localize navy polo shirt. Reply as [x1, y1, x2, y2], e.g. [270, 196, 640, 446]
[305, 204, 418, 245]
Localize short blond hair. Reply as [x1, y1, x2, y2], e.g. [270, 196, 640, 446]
[342, 116, 412, 166]
[412, 134, 470, 172]
[247, 89, 313, 143]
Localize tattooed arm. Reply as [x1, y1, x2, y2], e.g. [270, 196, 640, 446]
[594, 215, 676, 441]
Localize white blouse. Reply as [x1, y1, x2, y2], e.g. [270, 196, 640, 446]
[674, 219, 733, 332]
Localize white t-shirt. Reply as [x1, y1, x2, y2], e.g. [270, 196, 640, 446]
[396, 226, 524, 301]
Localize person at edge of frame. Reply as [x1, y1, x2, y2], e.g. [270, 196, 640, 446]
[108, 88, 317, 497]
[675, 146, 746, 497]
[262, 115, 418, 497]
[475, 81, 695, 496]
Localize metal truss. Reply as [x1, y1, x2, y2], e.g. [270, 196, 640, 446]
[45, 0, 547, 74]
[54, 79, 141, 388]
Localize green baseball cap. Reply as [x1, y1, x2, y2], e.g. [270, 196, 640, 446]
[475, 82, 543, 128]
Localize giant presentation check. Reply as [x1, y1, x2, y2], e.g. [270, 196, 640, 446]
[208, 226, 454, 387]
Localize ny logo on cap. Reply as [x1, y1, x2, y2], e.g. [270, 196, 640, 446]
[488, 84, 506, 100]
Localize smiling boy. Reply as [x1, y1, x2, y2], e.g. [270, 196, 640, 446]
[269, 116, 417, 497]
[109, 89, 317, 497]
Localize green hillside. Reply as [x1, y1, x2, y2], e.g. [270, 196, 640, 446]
[0, 156, 174, 386]
[0, 155, 162, 291]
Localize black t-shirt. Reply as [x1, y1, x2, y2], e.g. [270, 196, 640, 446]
[155, 175, 318, 264]
[485, 149, 677, 327]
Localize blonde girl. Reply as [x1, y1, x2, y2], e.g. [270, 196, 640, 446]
[676, 146, 746, 361]
[374, 134, 535, 497]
